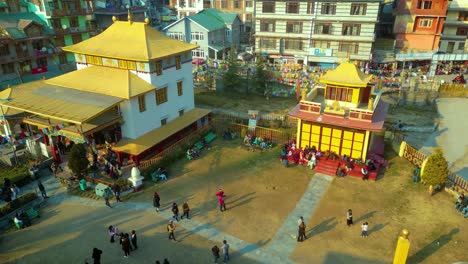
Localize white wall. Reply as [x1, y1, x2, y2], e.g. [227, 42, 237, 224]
[120, 60, 195, 139]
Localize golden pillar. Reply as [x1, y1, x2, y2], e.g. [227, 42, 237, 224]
[393, 229, 410, 264]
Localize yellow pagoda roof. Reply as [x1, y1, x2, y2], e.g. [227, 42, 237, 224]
[62, 19, 199, 61]
[0, 80, 122, 124]
[46, 66, 156, 99]
[319, 62, 372, 88]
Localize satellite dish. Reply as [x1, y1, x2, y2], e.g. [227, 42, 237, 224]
[62, 24, 67, 29]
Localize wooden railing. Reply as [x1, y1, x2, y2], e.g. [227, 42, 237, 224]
[299, 101, 321, 113]
[401, 142, 427, 168]
[215, 122, 293, 144]
[439, 83, 468, 97]
[138, 124, 212, 170]
[349, 108, 373, 122]
[447, 173, 468, 192]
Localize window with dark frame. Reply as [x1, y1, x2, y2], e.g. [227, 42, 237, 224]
[417, 0, 432, 9]
[0, 45, 10, 56]
[286, 2, 299, 14]
[342, 24, 361, 36]
[326, 86, 353, 102]
[350, 3, 367, 15]
[69, 17, 79, 28]
[233, 0, 240, 9]
[284, 39, 303, 51]
[418, 18, 433, 28]
[161, 118, 167, 126]
[259, 38, 276, 49]
[321, 3, 336, 15]
[262, 1, 275, 13]
[175, 55, 181, 69]
[179, 109, 184, 116]
[286, 21, 303, 33]
[315, 23, 333, 34]
[138, 94, 146, 112]
[338, 43, 359, 54]
[456, 28, 467, 36]
[155, 60, 162, 75]
[307, 1, 315, 14]
[177, 81, 183, 96]
[260, 20, 275, 32]
[156, 87, 168, 105]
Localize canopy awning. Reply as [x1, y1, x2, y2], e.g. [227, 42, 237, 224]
[112, 108, 211, 156]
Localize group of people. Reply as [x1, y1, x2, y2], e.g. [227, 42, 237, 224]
[102, 183, 122, 208]
[107, 225, 138, 258]
[346, 209, 370, 237]
[1, 178, 20, 202]
[455, 192, 468, 218]
[211, 240, 230, 263]
[243, 134, 273, 150]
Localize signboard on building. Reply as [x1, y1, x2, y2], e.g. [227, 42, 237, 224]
[395, 52, 435, 61]
[309, 48, 333, 57]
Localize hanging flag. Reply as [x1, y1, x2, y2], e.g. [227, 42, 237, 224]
[43, 127, 49, 134]
[56, 125, 61, 131]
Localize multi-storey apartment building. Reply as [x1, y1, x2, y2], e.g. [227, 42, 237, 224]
[0, 12, 69, 86]
[393, 0, 448, 51]
[171, 0, 253, 33]
[254, 0, 381, 67]
[439, 0, 467, 53]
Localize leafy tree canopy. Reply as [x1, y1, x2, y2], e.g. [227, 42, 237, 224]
[68, 143, 89, 177]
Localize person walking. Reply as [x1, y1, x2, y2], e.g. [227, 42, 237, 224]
[37, 180, 48, 198]
[153, 192, 161, 212]
[297, 221, 307, 242]
[120, 233, 131, 258]
[171, 202, 179, 221]
[212, 245, 220, 263]
[112, 183, 122, 202]
[92, 248, 102, 264]
[218, 196, 226, 212]
[297, 216, 304, 227]
[181, 201, 190, 219]
[221, 240, 230, 263]
[103, 187, 112, 208]
[167, 220, 177, 241]
[361, 222, 369, 237]
[130, 230, 138, 250]
[108, 225, 119, 243]
[346, 209, 353, 226]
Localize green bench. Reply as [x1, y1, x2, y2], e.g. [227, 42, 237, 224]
[194, 141, 204, 151]
[204, 132, 217, 144]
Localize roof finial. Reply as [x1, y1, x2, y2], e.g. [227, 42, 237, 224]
[127, 9, 133, 24]
[346, 55, 350, 63]
[112, 16, 117, 22]
[144, 17, 150, 25]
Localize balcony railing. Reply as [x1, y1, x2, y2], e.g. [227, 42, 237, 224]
[47, 8, 93, 17]
[53, 25, 96, 35]
[298, 85, 382, 123]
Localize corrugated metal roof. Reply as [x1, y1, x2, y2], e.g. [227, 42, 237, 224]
[112, 108, 211, 155]
[46, 66, 156, 99]
[0, 80, 122, 124]
[199, 9, 238, 24]
[189, 13, 225, 31]
[62, 20, 199, 61]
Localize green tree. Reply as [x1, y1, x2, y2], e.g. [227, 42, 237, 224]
[222, 49, 241, 91]
[421, 148, 449, 186]
[68, 143, 89, 177]
[253, 57, 268, 94]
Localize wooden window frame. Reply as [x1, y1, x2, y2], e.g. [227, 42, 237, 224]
[262, 1, 275, 13]
[175, 55, 181, 70]
[138, 94, 146, 112]
[350, 3, 367, 15]
[155, 87, 168, 105]
[177, 81, 183, 96]
[155, 60, 162, 75]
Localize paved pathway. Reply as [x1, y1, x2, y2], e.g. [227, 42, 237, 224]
[268, 174, 334, 259]
[5, 172, 333, 263]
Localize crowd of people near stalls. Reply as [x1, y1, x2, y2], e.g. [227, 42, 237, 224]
[455, 192, 468, 218]
[279, 140, 378, 179]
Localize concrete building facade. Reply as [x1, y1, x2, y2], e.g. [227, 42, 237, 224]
[254, 0, 381, 67]
[439, 0, 467, 53]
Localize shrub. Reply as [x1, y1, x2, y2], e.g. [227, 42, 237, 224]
[68, 144, 89, 177]
[0, 192, 38, 217]
[421, 148, 449, 186]
[0, 166, 32, 187]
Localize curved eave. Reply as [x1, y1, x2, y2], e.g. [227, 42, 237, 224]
[319, 80, 370, 88]
[62, 45, 200, 62]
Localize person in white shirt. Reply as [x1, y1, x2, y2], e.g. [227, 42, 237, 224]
[222, 240, 230, 263]
[361, 222, 369, 237]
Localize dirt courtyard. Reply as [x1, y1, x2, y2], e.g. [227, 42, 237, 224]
[1, 140, 466, 263]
